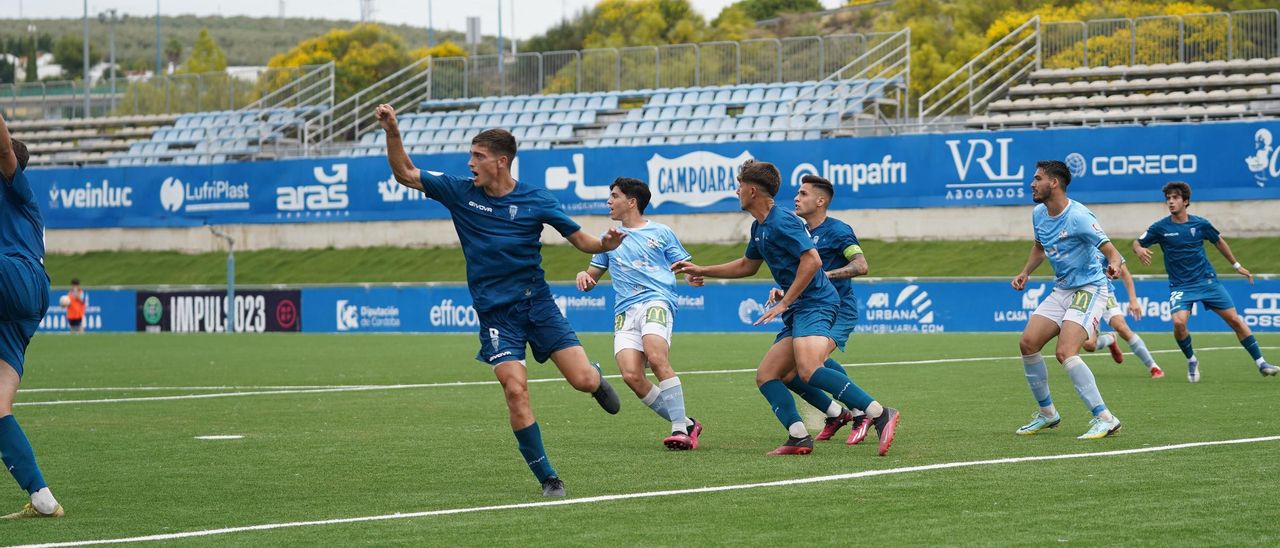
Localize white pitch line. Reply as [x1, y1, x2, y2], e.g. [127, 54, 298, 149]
[21, 386, 381, 393]
[16, 345, 1273, 407]
[10, 434, 1280, 548]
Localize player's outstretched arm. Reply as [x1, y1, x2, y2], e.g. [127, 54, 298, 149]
[1132, 239, 1154, 266]
[375, 104, 424, 193]
[1214, 237, 1253, 282]
[566, 227, 626, 254]
[1011, 241, 1046, 291]
[576, 266, 605, 292]
[0, 110, 16, 180]
[827, 253, 868, 280]
[1099, 241, 1124, 279]
[672, 257, 762, 280]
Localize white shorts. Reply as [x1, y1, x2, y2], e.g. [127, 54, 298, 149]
[1099, 290, 1124, 324]
[613, 300, 673, 356]
[1032, 283, 1108, 338]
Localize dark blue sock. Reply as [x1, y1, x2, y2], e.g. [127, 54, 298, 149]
[0, 415, 47, 494]
[758, 380, 803, 429]
[808, 367, 875, 411]
[823, 357, 848, 376]
[784, 376, 836, 414]
[513, 422, 556, 483]
[1176, 335, 1195, 359]
[1241, 335, 1264, 362]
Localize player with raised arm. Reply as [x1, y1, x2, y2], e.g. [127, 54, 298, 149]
[0, 111, 62, 518]
[1132, 181, 1275, 382]
[377, 104, 623, 497]
[1011, 160, 1124, 440]
[1080, 258, 1165, 379]
[767, 175, 871, 445]
[672, 161, 899, 456]
[576, 177, 702, 450]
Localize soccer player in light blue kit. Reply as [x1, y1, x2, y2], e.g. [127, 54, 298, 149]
[1011, 160, 1124, 440]
[377, 105, 624, 497]
[0, 111, 63, 518]
[673, 161, 899, 456]
[576, 177, 702, 450]
[1132, 181, 1276, 382]
[768, 175, 871, 445]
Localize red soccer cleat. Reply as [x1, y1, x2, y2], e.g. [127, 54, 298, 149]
[663, 432, 693, 450]
[872, 408, 900, 456]
[686, 418, 702, 449]
[845, 414, 871, 446]
[1150, 365, 1165, 379]
[1108, 340, 1124, 364]
[766, 435, 814, 455]
[815, 409, 854, 441]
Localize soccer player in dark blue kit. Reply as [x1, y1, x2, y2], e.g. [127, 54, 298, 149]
[0, 111, 62, 518]
[376, 104, 623, 497]
[673, 161, 899, 456]
[768, 175, 872, 445]
[1132, 181, 1275, 382]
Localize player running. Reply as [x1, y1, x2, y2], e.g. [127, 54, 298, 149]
[0, 111, 63, 518]
[1080, 257, 1164, 379]
[673, 160, 899, 456]
[1132, 181, 1276, 382]
[576, 177, 702, 450]
[767, 175, 870, 445]
[377, 105, 623, 497]
[1011, 160, 1124, 440]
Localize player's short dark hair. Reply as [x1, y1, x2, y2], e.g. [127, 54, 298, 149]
[801, 174, 834, 200]
[71, 278, 80, 285]
[609, 177, 651, 214]
[471, 129, 517, 162]
[738, 159, 781, 197]
[1163, 181, 1192, 203]
[11, 139, 28, 171]
[1036, 160, 1071, 187]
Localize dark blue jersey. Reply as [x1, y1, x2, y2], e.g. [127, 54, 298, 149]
[745, 206, 838, 308]
[419, 171, 580, 311]
[808, 216, 862, 302]
[0, 168, 44, 265]
[1137, 215, 1221, 289]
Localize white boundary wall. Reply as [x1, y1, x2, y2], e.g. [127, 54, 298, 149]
[46, 200, 1276, 253]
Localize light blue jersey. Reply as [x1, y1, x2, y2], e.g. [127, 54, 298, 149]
[1033, 200, 1109, 289]
[591, 221, 691, 315]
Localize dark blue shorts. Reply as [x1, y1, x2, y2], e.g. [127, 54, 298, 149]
[475, 294, 582, 366]
[1170, 281, 1235, 314]
[0, 256, 49, 377]
[774, 301, 839, 344]
[830, 297, 860, 352]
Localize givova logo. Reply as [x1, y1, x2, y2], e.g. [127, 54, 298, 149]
[861, 285, 942, 333]
[277, 164, 350, 218]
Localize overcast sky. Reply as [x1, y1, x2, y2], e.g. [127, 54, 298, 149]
[9, 0, 844, 40]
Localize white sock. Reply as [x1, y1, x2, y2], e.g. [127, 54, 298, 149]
[864, 401, 884, 419]
[1098, 410, 1115, 422]
[1096, 333, 1115, 349]
[787, 422, 808, 438]
[1258, 357, 1268, 367]
[30, 488, 57, 514]
[825, 401, 843, 418]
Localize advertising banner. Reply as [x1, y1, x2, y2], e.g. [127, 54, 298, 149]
[136, 289, 302, 332]
[38, 289, 137, 333]
[31, 120, 1280, 228]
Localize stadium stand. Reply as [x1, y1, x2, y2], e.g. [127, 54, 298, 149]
[108, 106, 329, 166]
[8, 114, 178, 167]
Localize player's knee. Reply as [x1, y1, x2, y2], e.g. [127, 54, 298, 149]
[566, 369, 598, 392]
[1082, 341, 1097, 352]
[1054, 349, 1077, 364]
[1018, 337, 1041, 356]
[620, 367, 646, 388]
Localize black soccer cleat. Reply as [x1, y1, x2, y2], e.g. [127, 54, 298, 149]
[590, 363, 621, 414]
[541, 476, 566, 497]
[766, 435, 814, 455]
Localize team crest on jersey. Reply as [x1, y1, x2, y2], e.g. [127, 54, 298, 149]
[1059, 229, 1068, 239]
[1191, 227, 1197, 237]
[508, 206, 519, 220]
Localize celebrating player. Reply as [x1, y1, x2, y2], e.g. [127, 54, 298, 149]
[672, 160, 899, 456]
[576, 177, 701, 450]
[1132, 181, 1276, 382]
[377, 104, 623, 497]
[0, 111, 63, 518]
[767, 175, 870, 445]
[1011, 160, 1124, 440]
[1080, 258, 1164, 379]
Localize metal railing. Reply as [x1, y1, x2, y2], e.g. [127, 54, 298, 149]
[1041, 8, 1279, 68]
[918, 16, 1040, 126]
[787, 28, 911, 131]
[312, 56, 434, 146]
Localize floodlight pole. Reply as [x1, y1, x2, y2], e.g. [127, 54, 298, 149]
[209, 226, 236, 334]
